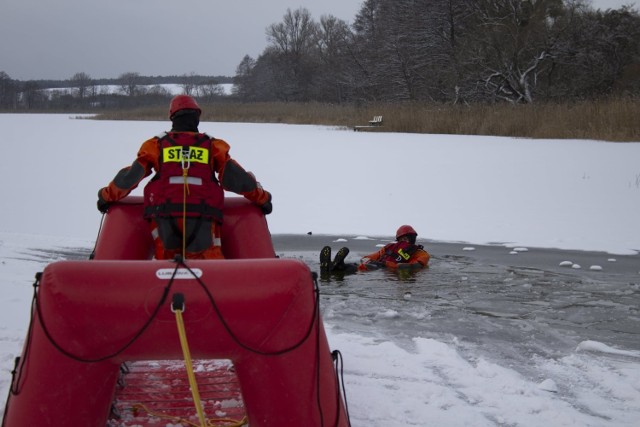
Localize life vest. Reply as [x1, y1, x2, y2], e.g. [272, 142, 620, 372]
[381, 241, 423, 263]
[143, 132, 223, 222]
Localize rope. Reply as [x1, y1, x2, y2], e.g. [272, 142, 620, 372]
[89, 212, 106, 260]
[1, 275, 41, 426]
[332, 350, 352, 427]
[173, 294, 206, 427]
[176, 259, 320, 356]
[173, 264, 351, 426]
[34, 266, 176, 363]
[174, 262, 351, 426]
[182, 157, 191, 259]
[130, 403, 247, 427]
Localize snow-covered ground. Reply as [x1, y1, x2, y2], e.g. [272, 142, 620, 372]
[1, 114, 639, 426]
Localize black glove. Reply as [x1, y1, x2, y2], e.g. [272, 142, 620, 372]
[261, 193, 273, 215]
[97, 189, 110, 214]
[97, 199, 110, 214]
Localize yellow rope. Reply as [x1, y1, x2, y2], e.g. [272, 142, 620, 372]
[182, 167, 190, 258]
[175, 307, 207, 427]
[130, 403, 247, 427]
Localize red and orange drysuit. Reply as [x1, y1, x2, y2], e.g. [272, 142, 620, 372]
[98, 131, 271, 260]
[360, 241, 430, 270]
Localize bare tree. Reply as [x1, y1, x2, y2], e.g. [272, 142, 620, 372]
[196, 80, 225, 101]
[70, 72, 93, 101]
[265, 8, 321, 100]
[146, 85, 172, 96]
[315, 15, 353, 102]
[180, 72, 199, 96]
[118, 72, 141, 97]
[267, 8, 319, 57]
[463, 0, 566, 103]
[21, 81, 47, 110]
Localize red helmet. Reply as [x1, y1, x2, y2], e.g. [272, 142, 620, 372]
[169, 95, 201, 119]
[396, 225, 417, 240]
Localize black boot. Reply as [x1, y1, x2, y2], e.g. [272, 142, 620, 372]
[331, 247, 350, 271]
[320, 246, 332, 273]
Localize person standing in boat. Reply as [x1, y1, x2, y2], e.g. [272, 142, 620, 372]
[320, 225, 430, 275]
[97, 95, 272, 260]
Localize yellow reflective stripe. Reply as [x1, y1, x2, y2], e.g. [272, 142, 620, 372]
[162, 146, 209, 164]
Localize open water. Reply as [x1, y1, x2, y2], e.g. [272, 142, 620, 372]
[272, 234, 640, 382]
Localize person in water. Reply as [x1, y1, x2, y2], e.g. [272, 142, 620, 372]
[320, 225, 430, 275]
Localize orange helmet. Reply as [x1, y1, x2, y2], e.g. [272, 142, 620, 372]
[169, 95, 201, 119]
[396, 225, 417, 240]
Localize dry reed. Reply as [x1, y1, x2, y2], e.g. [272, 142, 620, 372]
[94, 98, 640, 142]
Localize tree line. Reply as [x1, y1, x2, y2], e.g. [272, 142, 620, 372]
[2, 0, 639, 111]
[233, 0, 640, 104]
[0, 71, 231, 111]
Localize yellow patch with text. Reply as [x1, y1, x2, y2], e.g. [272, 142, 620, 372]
[162, 146, 209, 164]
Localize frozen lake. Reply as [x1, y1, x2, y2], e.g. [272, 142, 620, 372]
[2, 113, 639, 425]
[3, 233, 639, 426]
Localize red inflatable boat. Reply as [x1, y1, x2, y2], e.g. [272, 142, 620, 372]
[3, 196, 349, 427]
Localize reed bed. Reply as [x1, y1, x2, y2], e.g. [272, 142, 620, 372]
[95, 98, 640, 142]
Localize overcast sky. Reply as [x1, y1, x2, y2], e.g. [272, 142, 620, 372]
[1, 0, 636, 81]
